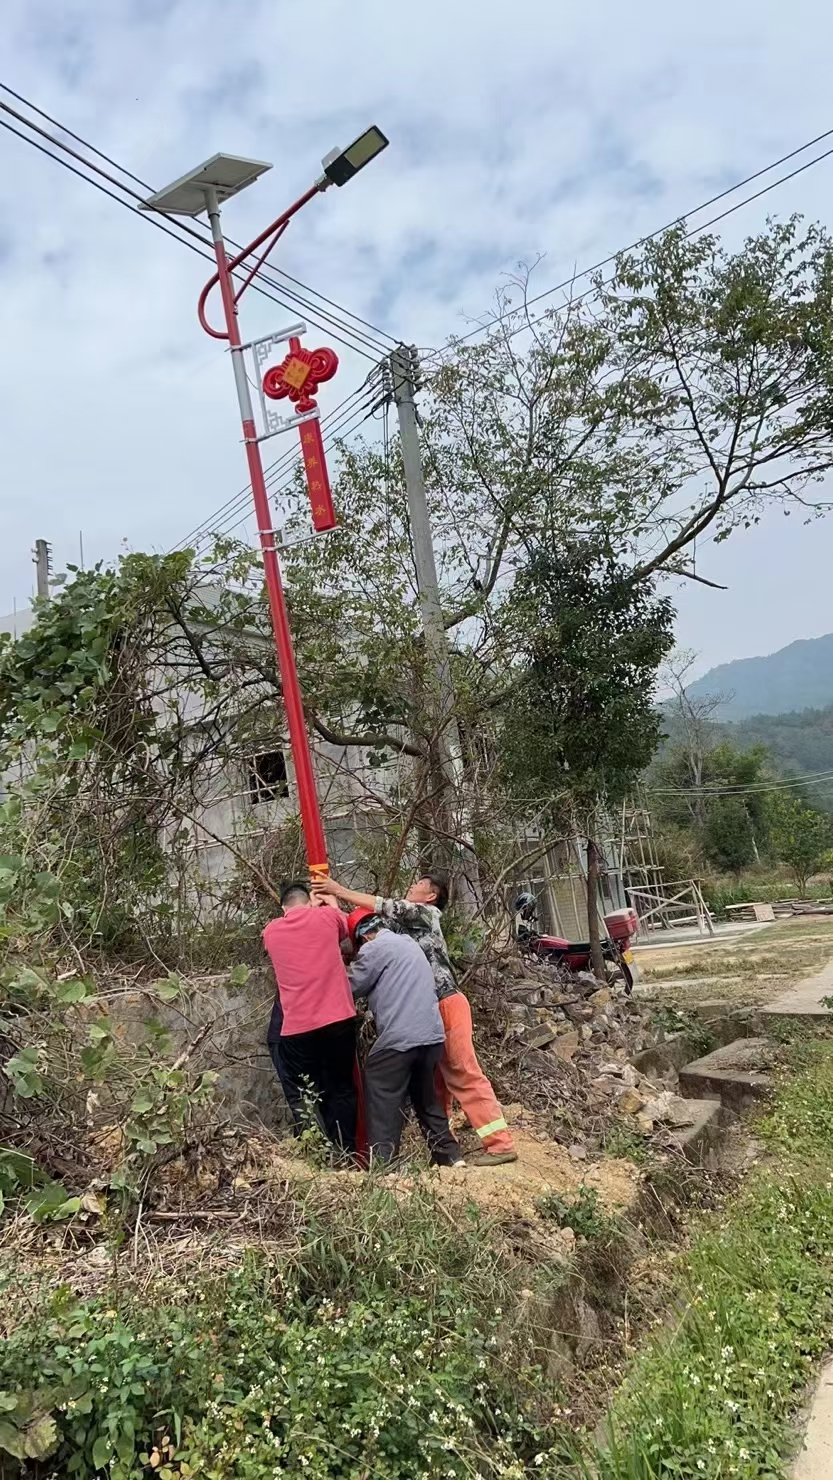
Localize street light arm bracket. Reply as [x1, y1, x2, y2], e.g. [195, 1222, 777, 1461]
[198, 181, 325, 340]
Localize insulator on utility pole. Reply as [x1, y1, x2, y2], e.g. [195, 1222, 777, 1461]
[33, 539, 52, 600]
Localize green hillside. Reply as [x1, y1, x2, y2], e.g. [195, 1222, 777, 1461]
[722, 704, 833, 808]
[687, 633, 833, 720]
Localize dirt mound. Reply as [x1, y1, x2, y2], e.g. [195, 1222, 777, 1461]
[241, 1120, 639, 1236]
[435, 1127, 638, 1221]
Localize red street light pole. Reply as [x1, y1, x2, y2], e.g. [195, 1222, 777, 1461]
[141, 134, 388, 878]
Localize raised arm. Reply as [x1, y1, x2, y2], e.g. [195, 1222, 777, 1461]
[311, 876, 378, 911]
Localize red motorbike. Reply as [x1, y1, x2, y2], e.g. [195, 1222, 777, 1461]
[514, 894, 639, 994]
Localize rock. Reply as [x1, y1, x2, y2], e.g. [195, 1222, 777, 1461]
[617, 1088, 647, 1116]
[642, 1092, 696, 1128]
[551, 1029, 580, 1062]
[506, 1004, 529, 1023]
[564, 1003, 594, 1024]
[574, 1297, 602, 1360]
[573, 971, 600, 993]
[524, 1049, 564, 1079]
[520, 1023, 560, 1050]
[579, 1024, 594, 1041]
[535, 1005, 567, 1024]
[588, 987, 612, 1008]
[635, 1114, 655, 1135]
[567, 1143, 588, 1160]
[84, 1244, 112, 1270]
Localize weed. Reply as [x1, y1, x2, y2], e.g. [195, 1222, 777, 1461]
[601, 1125, 650, 1165]
[537, 1185, 621, 1243]
[650, 1004, 715, 1058]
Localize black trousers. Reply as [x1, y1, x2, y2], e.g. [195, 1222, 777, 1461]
[275, 1017, 358, 1154]
[268, 1040, 307, 1134]
[364, 1043, 461, 1167]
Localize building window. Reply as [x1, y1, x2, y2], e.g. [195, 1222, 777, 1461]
[248, 750, 289, 804]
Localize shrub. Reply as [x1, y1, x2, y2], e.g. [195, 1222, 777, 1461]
[0, 1182, 567, 1479]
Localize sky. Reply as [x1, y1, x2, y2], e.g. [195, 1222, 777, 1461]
[3, 0, 833, 679]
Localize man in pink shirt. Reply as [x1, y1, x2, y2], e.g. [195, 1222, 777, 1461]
[263, 882, 357, 1154]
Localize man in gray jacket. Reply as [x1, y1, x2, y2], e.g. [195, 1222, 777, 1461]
[348, 908, 464, 1168]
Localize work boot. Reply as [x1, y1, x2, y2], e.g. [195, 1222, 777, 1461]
[468, 1150, 518, 1167]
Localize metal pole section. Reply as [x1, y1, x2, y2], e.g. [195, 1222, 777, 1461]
[389, 346, 463, 787]
[33, 540, 51, 600]
[204, 188, 329, 875]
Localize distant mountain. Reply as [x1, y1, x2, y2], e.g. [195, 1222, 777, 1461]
[687, 634, 833, 720]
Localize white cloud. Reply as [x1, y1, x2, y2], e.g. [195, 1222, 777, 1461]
[2, 0, 832, 666]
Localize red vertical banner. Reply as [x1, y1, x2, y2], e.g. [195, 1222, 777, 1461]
[298, 417, 337, 532]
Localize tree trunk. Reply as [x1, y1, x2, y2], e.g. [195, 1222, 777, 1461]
[586, 837, 606, 982]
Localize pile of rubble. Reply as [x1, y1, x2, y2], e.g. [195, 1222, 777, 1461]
[474, 956, 698, 1141]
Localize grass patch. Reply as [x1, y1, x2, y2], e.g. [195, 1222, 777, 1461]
[572, 1041, 833, 1479]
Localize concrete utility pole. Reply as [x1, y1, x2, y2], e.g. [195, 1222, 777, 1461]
[33, 540, 51, 600]
[390, 345, 463, 784]
[389, 346, 479, 909]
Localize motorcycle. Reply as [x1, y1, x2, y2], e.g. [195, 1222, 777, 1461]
[513, 893, 638, 994]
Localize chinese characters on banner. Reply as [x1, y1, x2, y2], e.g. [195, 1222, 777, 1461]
[298, 417, 337, 531]
[261, 336, 339, 533]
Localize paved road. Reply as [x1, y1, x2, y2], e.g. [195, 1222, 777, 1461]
[764, 957, 833, 1017]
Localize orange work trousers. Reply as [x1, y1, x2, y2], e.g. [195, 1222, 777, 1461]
[435, 991, 514, 1154]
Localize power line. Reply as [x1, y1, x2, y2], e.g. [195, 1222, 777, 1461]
[436, 122, 833, 352]
[0, 86, 394, 359]
[187, 389, 382, 552]
[0, 112, 382, 361]
[183, 125, 833, 551]
[185, 380, 379, 543]
[648, 767, 833, 798]
[173, 381, 373, 550]
[0, 90, 397, 556]
[1, 81, 400, 351]
[179, 379, 382, 552]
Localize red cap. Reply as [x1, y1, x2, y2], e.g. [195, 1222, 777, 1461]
[346, 906, 375, 944]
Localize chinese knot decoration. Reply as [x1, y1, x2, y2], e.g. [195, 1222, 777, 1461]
[262, 336, 339, 415]
[262, 337, 339, 533]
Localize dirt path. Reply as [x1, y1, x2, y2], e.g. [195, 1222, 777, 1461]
[635, 916, 833, 1008]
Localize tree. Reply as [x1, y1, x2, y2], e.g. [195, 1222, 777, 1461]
[651, 737, 772, 867]
[184, 217, 833, 910]
[702, 797, 756, 880]
[500, 539, 675, 974]
[658, 650, 727, 828]
[598, 217, 833, 581]
[769, 794, 832, 893]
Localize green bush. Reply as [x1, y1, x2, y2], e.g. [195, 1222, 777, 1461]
[0, 1183, 565, 1480]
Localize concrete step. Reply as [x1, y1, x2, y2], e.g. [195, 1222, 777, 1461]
[665, 1097, 727, 1167]
[678, 1037, 775, 1111]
